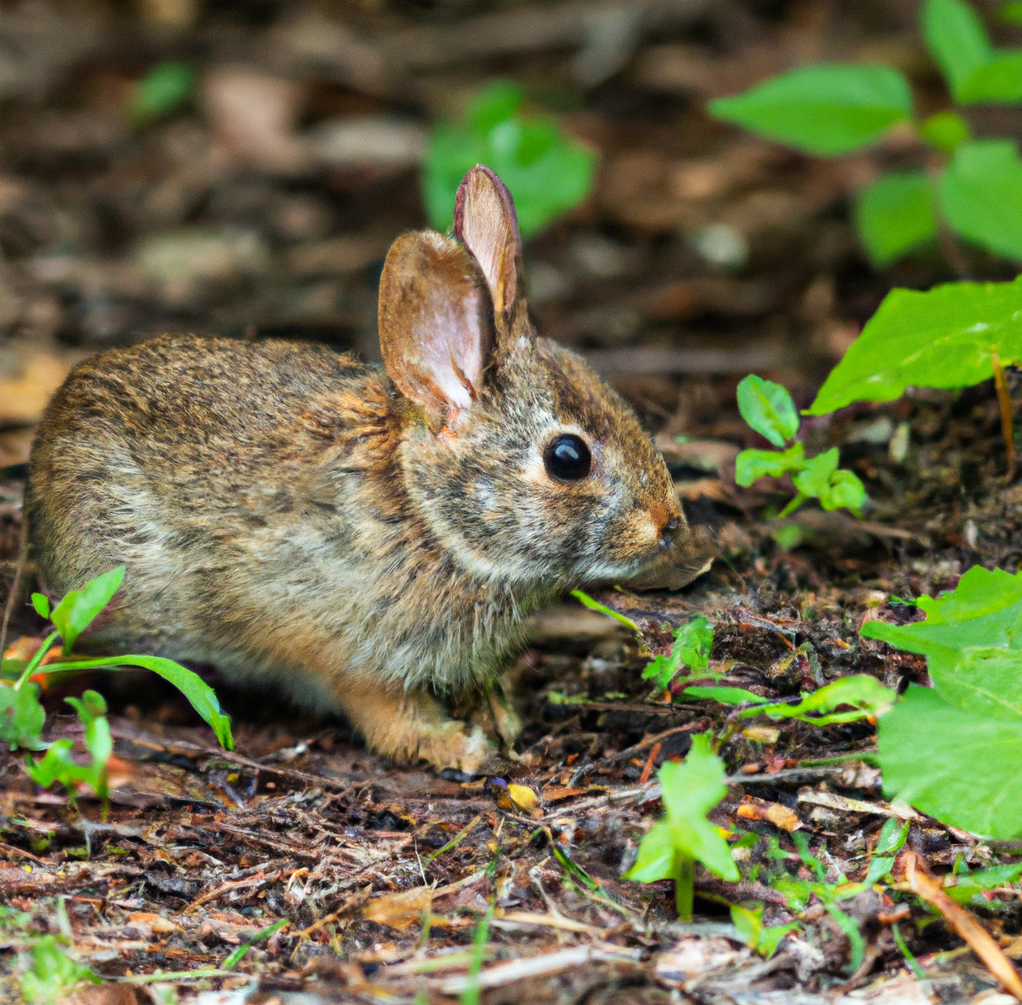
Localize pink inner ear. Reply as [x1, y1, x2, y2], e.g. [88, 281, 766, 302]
[454, 166, 522, 319]
[378, 231, 492, 426]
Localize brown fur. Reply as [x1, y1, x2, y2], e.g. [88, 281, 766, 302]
[26, 167, 685, 771]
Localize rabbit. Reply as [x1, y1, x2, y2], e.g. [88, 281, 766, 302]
[25, 165, 686, 773]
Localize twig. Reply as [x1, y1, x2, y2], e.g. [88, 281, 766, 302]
[893, 850, 1022, 999]
[992, 351, 1017, 483]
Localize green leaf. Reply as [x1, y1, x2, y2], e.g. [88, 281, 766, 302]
[26, 691, 111, 796]
[625, 734, 739, 911]
[130, 60, 196, 127]
[570, 589, 640, 633]
[729, 904, 799, 958]
[918, 110, 971, 153]
[876, 817, 910, 855]
[1002, 1, 1022, 26]
[945, 861, 1022, 903]
[0, 682, 47, 751]
[806, 275, 1022, 414]
[642, 616, 714, 689]
[31, 594, 50, 619]
[682, 685, 769, 706]
[921, 0, 993, 101]
[20, 935, 100, 1005]
[792, 448, 839, 497]
[422, 80, 597, 237]
[49, 567, 125, 654]
[939, 139, 1022, 261]
[735, 443, 805, 487]
[744, 675, 896, 725]
[818, 468, 868, 514]
[736, 375, 800, 447]
[30, 655, 233, 750]
[707, 64, 913, 156]
[862, 566, 1022, 673]
[878, 684, 1022, 838]
[959, 51, 1022, 103]
[855, 171, 938, 266]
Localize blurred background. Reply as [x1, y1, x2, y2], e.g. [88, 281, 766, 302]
[0, 0, 1019, 488]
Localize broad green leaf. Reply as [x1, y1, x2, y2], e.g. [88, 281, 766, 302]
[707, 64, 913, 156]
[20, 935, 100, 1005]
[625, 818, 676, 882]
[735, 443, 805, 486]
[130, 61, 196, 127]
[959, 51, 1022, 103]
[939, 139, 1022, 261]
[642, 616, 714, 689]
[49, 567, 125, 654]
[423, 80, 597, 236]
[878, 684, 1022, 838]
[26, 691, 111, 796]
[31, 655, 233, 750]
[945, 861, 1022, 903]
[793, 448, 839, 497]
[736, 375, 799, 447]
[918, 110, 971, 153]
[862, 566, 1022, 673]
[0, 682, 47, 751]
[1003, 1, 1022, 25]
[818, 469, 868, 513]
[930, 647, 1022, 721]
[807, 275, 1022, 414]
[921, 0, 993, 101]
[855, 171, 938, 266]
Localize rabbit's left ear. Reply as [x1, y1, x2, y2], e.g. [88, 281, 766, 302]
[454, 165, 523, 327]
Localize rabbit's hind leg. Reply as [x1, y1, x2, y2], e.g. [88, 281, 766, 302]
[335, 675, 494, 773]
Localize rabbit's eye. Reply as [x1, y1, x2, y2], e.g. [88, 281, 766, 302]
[544, 434, 592, 481]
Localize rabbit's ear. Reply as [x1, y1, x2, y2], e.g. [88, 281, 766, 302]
[378, 230, 493, 429]
[454, 165, 523, 327]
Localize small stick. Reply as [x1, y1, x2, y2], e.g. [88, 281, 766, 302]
[992, 350, 1017, 483]
[638, 742, 661, 785]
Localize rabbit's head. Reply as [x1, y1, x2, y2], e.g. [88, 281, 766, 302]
[378, 166, 684, 589]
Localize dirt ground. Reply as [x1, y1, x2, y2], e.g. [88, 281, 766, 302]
[3, 1, 1022, 1002]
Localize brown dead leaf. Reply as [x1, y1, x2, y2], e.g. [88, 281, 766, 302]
[361, 886, 433, 930]
[736, 795, 802, 832]
[127, 911, 182, 934]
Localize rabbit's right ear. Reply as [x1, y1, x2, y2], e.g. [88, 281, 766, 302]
[378, 230, 493, 431]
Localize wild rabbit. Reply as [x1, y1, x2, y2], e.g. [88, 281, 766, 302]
[26, 166, 686, 772]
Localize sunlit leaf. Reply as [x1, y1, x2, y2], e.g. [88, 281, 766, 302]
[855, 171, 938, 266]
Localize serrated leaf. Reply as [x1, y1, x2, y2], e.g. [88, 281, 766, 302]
[806, 275, 1022, 414]
[736, 375, 799, 447]
[50, 567, 125, 654]
[793, 448, 839, 497]
[707, 64, 913, 156]
[878, 685, 1022, 838]
[735, 443, 805, 487]
[939, 139, 1022, 261]
[642, 616, 714, 688]
[855, 171, 938, 266]
[921, 0, 993, 101]
[747, 675, 896, 724]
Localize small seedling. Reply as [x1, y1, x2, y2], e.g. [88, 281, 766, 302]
[735, 375, 867, 517]
[642, 616, 713, 689]
[866, 565, 1022, 838]
[624, 733, 739, 920]
[129, 60, 196, 127]
[708, 0, 1022, 266]
[1, 566, 233, 800]
[730, 903, 799, 958]
[423, 80, 597, 237]
[18, 935, 100, 1005]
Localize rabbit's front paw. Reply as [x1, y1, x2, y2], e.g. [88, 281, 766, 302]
[415, 721, 494, 774]
[466, 689, 522, 751]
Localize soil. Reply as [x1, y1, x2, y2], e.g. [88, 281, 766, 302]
[2, 1, 1022, 1003]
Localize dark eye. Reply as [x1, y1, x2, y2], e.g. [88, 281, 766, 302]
[544, 434, 592, 481]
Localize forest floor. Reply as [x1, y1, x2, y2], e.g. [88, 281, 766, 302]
[2, 1, 1022, 1002]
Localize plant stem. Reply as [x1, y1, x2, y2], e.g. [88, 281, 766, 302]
[675, 856, 695, 921]
[778, 493, 807, 518]
[992, 351, 1016, 483]
[14, 632, 61, 691]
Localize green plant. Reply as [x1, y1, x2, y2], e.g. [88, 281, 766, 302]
[1, 567, 234, 797]
[18, 935, 100, 1005]
[735, 375, 868, 517]
[642, 616, 713, 689]
[423, 81, 597, 237]
[865, 565, 1022, 838]
[130, 61, 196, 127]
[624, 733, 739, 920]
[729, 903, 799, 958]
[708, 0, 1022, 265]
